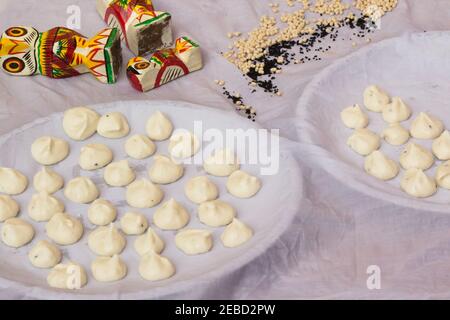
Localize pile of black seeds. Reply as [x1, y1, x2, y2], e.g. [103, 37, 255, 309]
[220, 13, 379, 120]
[244, 14, 377, 95]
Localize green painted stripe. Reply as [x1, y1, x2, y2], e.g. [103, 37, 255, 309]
[106, 27, 118, 49]
[104, 28, 117, 84]
[134, 12, 171, 28]
[182, 36, 199, 48]
[104, 49, 113, 84]
[36, 33, 43, 75]
[150, 56, 163, 66]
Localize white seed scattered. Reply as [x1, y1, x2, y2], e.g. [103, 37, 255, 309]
[223, 1, 397, 74]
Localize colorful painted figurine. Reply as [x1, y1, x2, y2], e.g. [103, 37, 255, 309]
[126, 36, 202, 92]
[97, 0, 173, 56]
[0, 26, 122, 84]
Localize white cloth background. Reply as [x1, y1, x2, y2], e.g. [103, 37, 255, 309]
[1, 0, 450, 299]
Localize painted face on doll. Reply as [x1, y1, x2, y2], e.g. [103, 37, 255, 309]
[127, 57, 153, 92]
[0, 26, 39, 76]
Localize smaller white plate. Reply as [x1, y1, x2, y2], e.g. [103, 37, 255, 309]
[297, 31, 450, 213]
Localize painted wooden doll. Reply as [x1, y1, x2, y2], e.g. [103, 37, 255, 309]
[0, 26, 122, 84]
[97, 0, 173, 56]
[126, 36, 202, 92]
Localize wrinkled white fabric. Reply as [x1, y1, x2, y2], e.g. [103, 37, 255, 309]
[0, 0, 448, 300]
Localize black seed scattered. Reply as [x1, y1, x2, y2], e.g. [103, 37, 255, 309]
[221, 13, 382, 121]
[222, 87, 256, 122]
[240, 14, 377, 96]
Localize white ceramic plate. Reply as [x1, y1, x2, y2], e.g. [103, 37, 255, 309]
[297, 31, 450, 213]
[0, 100, 301, 299]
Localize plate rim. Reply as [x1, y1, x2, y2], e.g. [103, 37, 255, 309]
[0, 99, 302, 299]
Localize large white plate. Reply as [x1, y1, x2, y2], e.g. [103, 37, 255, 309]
[0, 100, 301, 299]
[297, 31, 450, 213]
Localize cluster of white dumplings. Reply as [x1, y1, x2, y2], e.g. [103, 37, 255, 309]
[0, 106, 262, 289]
[341, 85, 449, 198]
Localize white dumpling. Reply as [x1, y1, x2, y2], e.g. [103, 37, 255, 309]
[64, 176, 99, 204]
[0, 167, 28, 195]
[203, 149, 240, 177]
[46, 212, 84, 245]
[175, 229, 213, 255]
[125, 134, 156, 159]
[347, 128, 380, 156]
[399, 143, 434, 170]
[153, 198, 190, 231]
[364, 150, 399, 181]
[120, 212, 148, 235]
[432, 130, 450, 161]
[381, 123, 410, 146]
[126, 179, 163, 208]
[88, 199, 117, 226]
[340, 104, 369, 129]
[88, 224, 126, 256]
[400, 168, 437, 198]
[79, 143, 113, 170]
[97, 112, 130, 138]
[168, 130, 200, 159]
[1, 218, 34, 248]
[184, 176, 219, 204]
[0, 195, 19, 222]
[134, 227, 165, 256]
[47, 262, 87, 289]
[139, 252, 175, 281]
[31, 136, 69, 165]
[91, 255, 127, 282]
[63, 106, 100, 141]
[226, 170, 261, 198]
[363, 85, 390, 112]
[436, 161, 450, 189]
[146, 111, 173, 141]
[104, 160, 136, 187]
[410, 112, 444, 140]
[148, 155, 184, 184]
[28, 240, 61, 269]
[220, 218, 253, 248]
[198, 200, 236, 227]
[381, 97, 411, 123]
[33, 167, 64, 194]
[28, 191, 64, 222]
